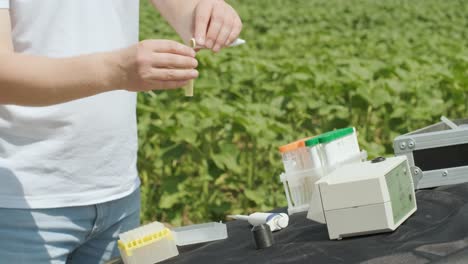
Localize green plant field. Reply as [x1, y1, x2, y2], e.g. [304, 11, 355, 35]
[138, 0, 468, 225]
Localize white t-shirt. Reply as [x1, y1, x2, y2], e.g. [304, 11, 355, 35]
[0, 0, 141, 208]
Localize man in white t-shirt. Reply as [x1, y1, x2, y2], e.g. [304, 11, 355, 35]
[0, 0, 242, 263]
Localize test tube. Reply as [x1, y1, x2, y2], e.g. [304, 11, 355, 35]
[183, 38, 197, 97]
[279, 137, 313, 173]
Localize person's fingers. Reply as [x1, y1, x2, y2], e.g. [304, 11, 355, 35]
[226, 17, 243, 46]
[151, 53, 198, 69]
[141, 39, 196, 57]
[148, 69, 199, 82]
[213, 14, 234, 52]
[205, 4, 224, 49]
[193, 0, 214, 46]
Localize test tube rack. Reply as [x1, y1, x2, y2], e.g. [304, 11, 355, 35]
[279, 128, 365, 215]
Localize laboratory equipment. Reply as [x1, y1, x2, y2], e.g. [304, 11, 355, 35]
[280, 167, 323, 215]
[171, 222, 227, 246]
[307, 156, 417, 240]
[184, 38, 198, 97]
[193, 38, 246, 49]
[184, 38, 246, 97]
[280, 128, 360, 174]
[228, 212, 289, 232]
[278, 136, 321, 215]
[279, 128, 365, 215]
[118, 221, 179, 264]
[251, 224, 274, 249]
[304, 137, 323, 171]
[393, 116, 468, 189]
[318, 127, 361, 173]
[279, 137, 315, 173]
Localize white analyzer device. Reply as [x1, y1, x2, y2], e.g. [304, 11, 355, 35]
[307, 156, 417, 240]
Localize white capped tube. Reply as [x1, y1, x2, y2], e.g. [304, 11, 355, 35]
[228, 212, 289, 232]
[228, 38, 246, 47]
[194, 38, 246, 49]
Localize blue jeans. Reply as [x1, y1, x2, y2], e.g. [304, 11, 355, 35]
[0, 188, 140, 264]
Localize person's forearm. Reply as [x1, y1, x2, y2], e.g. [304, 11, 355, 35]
[0, 51, 125, 106]
[151, 0, 201, 43]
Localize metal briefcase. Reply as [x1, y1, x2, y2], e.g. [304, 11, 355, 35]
[393, 117, 468, 189]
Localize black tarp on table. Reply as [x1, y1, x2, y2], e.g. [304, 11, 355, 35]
[161, 183, 468, 264]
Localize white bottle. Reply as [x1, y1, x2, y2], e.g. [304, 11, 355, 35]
[228, 213, 289, 232]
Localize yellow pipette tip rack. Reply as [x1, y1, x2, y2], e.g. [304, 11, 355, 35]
[118, 222, 178, 264]
[118, 228, 173, 256]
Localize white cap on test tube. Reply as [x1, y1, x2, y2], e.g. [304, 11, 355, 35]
[274, 213, 289, 229]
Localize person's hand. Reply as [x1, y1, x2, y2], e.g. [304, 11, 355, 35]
[193, 0, 243, 53]
[119, 39, 198, 91]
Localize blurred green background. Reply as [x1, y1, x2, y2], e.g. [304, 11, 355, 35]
[137, 0, 468, 225]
